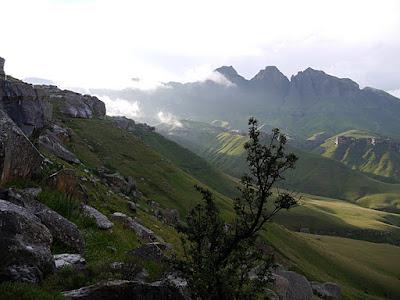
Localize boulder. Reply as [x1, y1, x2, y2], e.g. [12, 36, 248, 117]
[40, 87, 105, 119]
[272, 273, 290, 299]
[111, 212, 162, 242]
[311, 281, 341, 300]
[0, 109, 43, 184]
[127, 242, 171, 261]
[6, 188, 85, 253]
[0, 74, 52, 136]
[62, 280, 185, 300]
[39, 132, 80, 164]
[48, 169, 88, 201]
[98, 170, 138, 197]
[0, 200, 54, 283]
[156, 208, 180, 227]
[53, 254, 86, 270]
[276, 270, 313, 300]
[127, 201, 137, 212]
[82, 205, 113, 229]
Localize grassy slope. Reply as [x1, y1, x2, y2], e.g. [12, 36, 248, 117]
[318, 130, 400, 184]
[266, 224, 400, 300]
[139, 130, 239, 199]
[159, 123, 400, 211]
[44, 117, 399, 300]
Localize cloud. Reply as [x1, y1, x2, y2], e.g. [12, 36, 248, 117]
[97, 95, 141, 119]
[157, 111, 182, 128]
[1, 0, 399, 90]
[207, 72, 235, 87]
[388, 89, 400, 98]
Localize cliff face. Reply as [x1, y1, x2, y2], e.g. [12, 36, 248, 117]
[0, 57, 105, 137]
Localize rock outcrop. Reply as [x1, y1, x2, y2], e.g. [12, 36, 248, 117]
[111, 212, 162, 242]
[0, 57, 5, 79]
[82, 205, 113, 229]
[0, 200, 54, 283]
[5, 188, 85, 253]
[62, 280, 185, 300]
[0, 109, 43, 184]
[127, 242, 171, 261]
[35, 85, 105, 119]
[311, 281, 341, 300]
[273, 270, 313, 300]
[53, 254, 86, 270]
[0, 59, 52, 136]
[39, 129, 80, 164]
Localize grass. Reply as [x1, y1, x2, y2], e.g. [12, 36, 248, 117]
[0, 282, 65, 300]
[265, 224, 400, 300]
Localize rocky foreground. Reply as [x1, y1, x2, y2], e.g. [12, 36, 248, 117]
[0, 57, 340, 300]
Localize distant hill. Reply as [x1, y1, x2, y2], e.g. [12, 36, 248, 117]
[316, 130, 400, 181]
[93, 66, 400, 138]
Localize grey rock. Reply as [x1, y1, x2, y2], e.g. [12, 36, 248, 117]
[165, 273, 190, 300]
[0, 75, 52, 136]
[311, 281, 341, 300]
[6, 188, 85, 253]
[38, 86, 105, 119]
[0, 109, 43, 184]
[62, 279, 185, 300]
[128, 201, 137, 212]
[0, 57, 5, 79]
[53, 254, 86, 270]
[111, 212, 162, 242]
[98, 170, 138, 197]
[0, 200, 54, 283]
[127, 242, 171, 261]
[276, 270, 313, 300]
[156, 208, 180, 227]
[82, 205, 113, 229]
[39, 132, 80, 164]
[272, 273, 290, 299]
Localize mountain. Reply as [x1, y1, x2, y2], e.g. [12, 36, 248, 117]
[93, 65, 400, 138]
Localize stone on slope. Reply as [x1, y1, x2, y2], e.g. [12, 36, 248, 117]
[53, 254, 86, 270]
[39, 130, 80, 164]
[0, 200, 54, 283]
[82, 205, 113, 229]
[62, 280, 185, 300]
[311, 281, 341, 300]
[6, 188, 85, 253]
[0, 109, 43, 184]
[111, 212, 162, 242]
[276, 270, 313, 300]
[127, 242, 171, 261]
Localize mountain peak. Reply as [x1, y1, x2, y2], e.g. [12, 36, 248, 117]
[214, 65, 246, 85]
[251, 66, 288, 81]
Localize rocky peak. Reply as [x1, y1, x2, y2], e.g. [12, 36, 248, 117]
[0, 57, 5, 78]
[214, 65, 247, 85]
[288, 67, 360, 103]
[250, 66, 290, 97]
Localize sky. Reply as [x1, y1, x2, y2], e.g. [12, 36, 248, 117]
[1, 0, 400, 97]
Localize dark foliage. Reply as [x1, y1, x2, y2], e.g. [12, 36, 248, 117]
[177, 117, 298, 299]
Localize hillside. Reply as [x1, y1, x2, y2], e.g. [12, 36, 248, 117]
[157, 120, 400, 212]
[317, 130, 400, 183]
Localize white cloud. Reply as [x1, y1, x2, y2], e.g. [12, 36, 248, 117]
[388, 89, 400, 98]
[157, 111, 182, 128]
[97, 95, 141, 119]
[0, 0, 399, 90]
